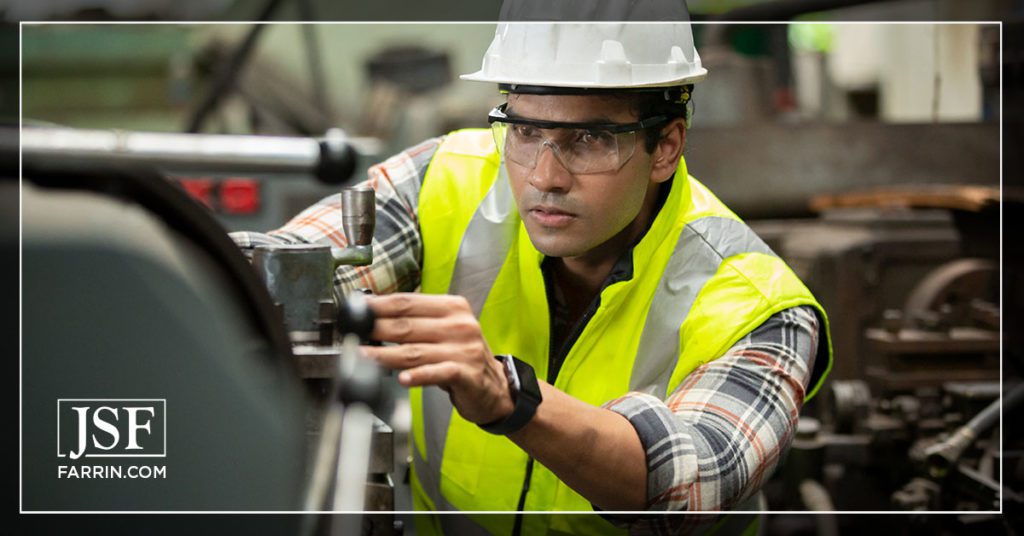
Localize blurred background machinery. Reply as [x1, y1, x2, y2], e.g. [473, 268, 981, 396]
[8, 0, 1023, 534]
[756, 191, 1018, 534]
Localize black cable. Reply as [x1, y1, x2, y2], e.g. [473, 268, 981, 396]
[297, 0, 330, 115]
[926, 383, 1024, 475]
[185, 0, 285, 133]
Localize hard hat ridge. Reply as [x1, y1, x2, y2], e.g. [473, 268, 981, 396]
[465, 0, 706, 90]
[461, 23, 707, 90]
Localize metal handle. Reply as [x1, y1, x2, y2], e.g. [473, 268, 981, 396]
[341, 187, 375, 247]
[331, 187, 375, 267]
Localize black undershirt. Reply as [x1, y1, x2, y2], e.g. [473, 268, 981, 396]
[540, 180, 671, 383]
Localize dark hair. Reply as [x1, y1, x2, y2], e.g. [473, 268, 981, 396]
[619, 85, 693, 153]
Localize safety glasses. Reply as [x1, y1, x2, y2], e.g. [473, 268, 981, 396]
[487, 103, 669, 175]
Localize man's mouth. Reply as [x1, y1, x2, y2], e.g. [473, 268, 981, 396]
[528, 205, 577, 227]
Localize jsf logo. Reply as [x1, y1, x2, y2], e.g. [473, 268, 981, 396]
[58, 399, 166, 460]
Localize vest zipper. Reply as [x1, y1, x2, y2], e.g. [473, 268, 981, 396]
[512, 251, 634, 532]
[511, 457, 534, 536]
[548, 291, 604, 385]
[512, 288, 604, 536]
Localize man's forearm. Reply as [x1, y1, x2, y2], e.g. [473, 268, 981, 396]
[508, 381, 647, 511]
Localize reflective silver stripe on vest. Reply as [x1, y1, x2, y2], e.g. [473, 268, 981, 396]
[414, 392, 500, 536]
[412, 451, 490, 533]
[416, 385, 455, 510]
[630, 216, 776, 397]
[448, 165, 518, 316]
[418, 165, 518, 518]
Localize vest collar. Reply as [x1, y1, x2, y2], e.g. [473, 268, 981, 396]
[630, 155, 691, 272]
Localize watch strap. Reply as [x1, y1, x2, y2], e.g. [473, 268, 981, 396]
[479, 354, 542, 435]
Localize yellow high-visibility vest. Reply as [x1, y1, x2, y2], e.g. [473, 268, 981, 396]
[410, 129, 832, 535]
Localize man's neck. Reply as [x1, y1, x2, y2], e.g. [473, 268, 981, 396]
[552, 180, 666, 299]
[554, 252, 619, 299]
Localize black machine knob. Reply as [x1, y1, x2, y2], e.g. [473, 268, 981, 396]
[337, 290, 376, 344]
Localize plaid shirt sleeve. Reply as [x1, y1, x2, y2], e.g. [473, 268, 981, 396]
[603, 305, 819, 519]
[229, 137, 442, 295]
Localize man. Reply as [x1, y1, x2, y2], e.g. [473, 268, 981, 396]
[234, 20, 832, 536]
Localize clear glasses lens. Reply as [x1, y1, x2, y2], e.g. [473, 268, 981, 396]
[491, 123, 636, 174]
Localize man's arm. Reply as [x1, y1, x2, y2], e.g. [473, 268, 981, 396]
[605, 305, 819, 512]
[362, 293, 818, 512]
[508, 380, 649, 510]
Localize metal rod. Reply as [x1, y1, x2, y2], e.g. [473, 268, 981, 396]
[303, 404, 344, 511]
[23, 126, 318, 173]
[332, 403, 374, 511]
[20, 126, 381, 176]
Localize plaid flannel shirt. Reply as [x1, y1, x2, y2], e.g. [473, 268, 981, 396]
[231, 137, 818, 523]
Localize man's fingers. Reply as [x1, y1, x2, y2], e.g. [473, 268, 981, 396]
[372, 316, 475, 343]
[366, 293, 470, 318]
[361, 343, 447, 369]
[397, 362, 463, 387]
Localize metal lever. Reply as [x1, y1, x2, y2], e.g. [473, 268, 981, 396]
[332, 187, 375, 266]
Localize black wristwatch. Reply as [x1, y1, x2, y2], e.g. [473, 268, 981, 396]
[479, 354, 543, 435]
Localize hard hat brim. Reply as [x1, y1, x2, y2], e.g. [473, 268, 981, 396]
[459, 68, 708, 89]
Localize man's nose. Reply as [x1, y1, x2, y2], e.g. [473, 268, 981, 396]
[528, 142, 573, 193]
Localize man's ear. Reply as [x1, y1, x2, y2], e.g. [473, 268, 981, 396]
[650, 118, 687, 184]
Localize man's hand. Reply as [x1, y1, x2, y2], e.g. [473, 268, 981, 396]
[362, 294, 648, 510]
[360, 293, 515, 426]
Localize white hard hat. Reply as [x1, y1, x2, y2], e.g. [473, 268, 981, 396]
[461, 23, 707, 90]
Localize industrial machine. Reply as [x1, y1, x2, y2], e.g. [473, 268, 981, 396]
[753, 190, 1020, 534]
[17, 125, 401, 535]
[246, 186, 404, 534]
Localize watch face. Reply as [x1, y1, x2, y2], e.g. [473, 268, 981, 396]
[502, 354, 521, 393]
[479, 355, 542, 435]
[508, 355, 542, 405]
